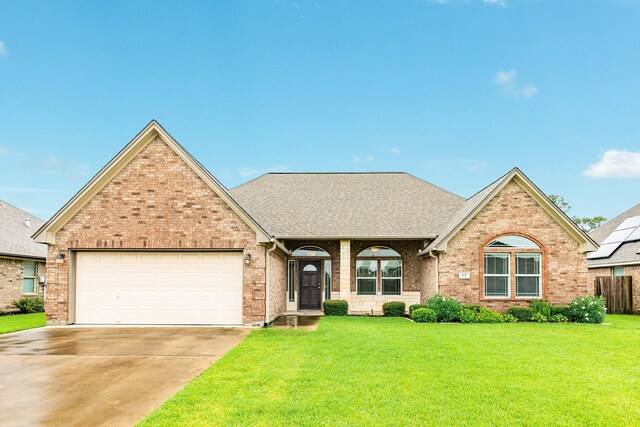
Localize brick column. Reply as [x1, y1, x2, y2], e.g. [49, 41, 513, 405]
[340, 240, 351, 302]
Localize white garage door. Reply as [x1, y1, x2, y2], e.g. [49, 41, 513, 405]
[75, 251, 243, 325]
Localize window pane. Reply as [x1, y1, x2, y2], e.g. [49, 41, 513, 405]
[324, 260, 331, 300]
[357, 278, 376, 295]
[22, 278, 35, 293]
[23, 261, 36, 277]
[516, 276, 540, 297]
[487, 236, 539, 249]
[484, 254, 509, 275]
[292, 247, 330, 257]
[381, 260, 401, 278]
[288, 260, 295, 302]
[382, 278, 401, 295]
[303, 264, 318, 272]
[484, 276, 508, 297]
[356, 260, 377, 278]
[516, 254, 540, 275]
[357, 247, 400, 257]
[613, 267, 625, 277]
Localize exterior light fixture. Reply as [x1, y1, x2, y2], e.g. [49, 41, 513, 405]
[245, 253, 251, 265]
[55, 252, 66, 264]
[371, 247, 379, 252]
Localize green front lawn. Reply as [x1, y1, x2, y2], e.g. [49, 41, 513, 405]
[0, 313, 45, 334]
[141, 315, 640, 426]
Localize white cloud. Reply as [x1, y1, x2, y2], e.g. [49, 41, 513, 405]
[389, 147, 401, 155]
[238, 164, 290, 178]
[27, 155, 88, 180]
[0, 146, 9, 155]
[483, 0, 507, 6]
[467, 161, 488, 172]
[0, 186, 56, 193]
[353, 154, 374, 163]
[583, 150, 640, 178]
[494, 69, 539, 99]
[0, 41, 6, 56]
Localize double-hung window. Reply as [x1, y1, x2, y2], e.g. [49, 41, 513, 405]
[483, 236, 542, 299]
[356, 247, 402, 295]
[22, 261, 37, 294]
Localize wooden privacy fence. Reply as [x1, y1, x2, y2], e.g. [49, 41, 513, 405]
[594, 276, 633, 314]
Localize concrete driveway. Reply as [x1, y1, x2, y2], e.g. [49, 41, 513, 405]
[0, 326, 250, 427]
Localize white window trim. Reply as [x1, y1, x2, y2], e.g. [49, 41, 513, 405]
[381, 260, 402, 296]
[356, 258, 403, 296]
[356, 260, 377, 295]
[22, 261, 37, 295]
[484, 253, 510, 298]
[515, 253, 542, 299]
[287, 260, 295, 302]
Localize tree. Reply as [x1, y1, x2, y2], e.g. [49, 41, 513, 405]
[548, 194, 607, 232]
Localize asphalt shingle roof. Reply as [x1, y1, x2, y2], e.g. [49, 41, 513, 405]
[230, 172, 465, 239]
[0, 200, 47, 259]
[588, 202, 640, 267]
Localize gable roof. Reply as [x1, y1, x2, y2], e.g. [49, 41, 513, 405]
[32, 121, 285, 252]
[0, 200, 47, 259]
[587, 202, 640, 267]
[419, 168, 598, 254]
[230, 172, 465, 239]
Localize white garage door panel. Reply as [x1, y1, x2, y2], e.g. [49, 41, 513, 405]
[75, 251, 243, 325]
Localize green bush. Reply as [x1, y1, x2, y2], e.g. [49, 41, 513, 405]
[383, 302, 406, 317]
[551, 305, 573, 321]
[409, 304, 429, 316]
[531, 312, 548, 323]
[549, 314, 568, 323]
[475, 307, 504, 323]
[459, 307, 477, 323]
[502, 313, 518, 323]
[507, 306, 533, 322]
[412, 308, 437, 323]
[13, 296, 44, 313]
[323, 300, 348, 316]
[426, 294, 462, 322]
[570, 295, 606, 324]
[530, 299, 552, 318]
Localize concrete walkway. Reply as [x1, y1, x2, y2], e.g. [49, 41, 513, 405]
[0, 326, 250, 427]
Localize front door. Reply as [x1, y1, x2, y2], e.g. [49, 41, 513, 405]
[299, 260, 321, 310]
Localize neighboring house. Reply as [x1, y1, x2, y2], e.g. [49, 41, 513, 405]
[33, 121, 597, 326]
[0, 200, 47, 309]
[587, 203, 640, 312]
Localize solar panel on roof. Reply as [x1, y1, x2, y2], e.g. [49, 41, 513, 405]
[626, 227, 640, 243]
[602, 228, 635, 244]
[588, 242, 623, 259]
[618, 215, 640, 230]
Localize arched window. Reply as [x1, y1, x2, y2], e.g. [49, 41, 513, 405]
[291, 246, 331, 257]
[483, 235, 542, 299]
[356, 246, 402, 296]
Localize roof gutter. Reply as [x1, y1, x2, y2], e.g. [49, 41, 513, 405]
[264, 238, 278, 327]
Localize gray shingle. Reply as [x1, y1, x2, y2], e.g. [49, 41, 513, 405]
[588, 202, 640, 266]
[230, 173, 464, 239]
[0, 200, 47, 259]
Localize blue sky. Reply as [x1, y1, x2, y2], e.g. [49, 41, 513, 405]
[1, 0, 639, 221]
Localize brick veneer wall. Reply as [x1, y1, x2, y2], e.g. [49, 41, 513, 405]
[268, 250, 288, 321]
[45, 136, 267, 325]
[0, 258, 45, 309]
[588, 266, 640, 314]
[438, 181, 588, 312]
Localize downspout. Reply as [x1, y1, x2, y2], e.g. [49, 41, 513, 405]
[427, 251, 439, 295]
[264, 237, 277, 327]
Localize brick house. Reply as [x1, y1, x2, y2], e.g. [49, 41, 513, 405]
[33, 121, 597, 326]
[1, 200, 47, 309]
[587, 203, 640, 313]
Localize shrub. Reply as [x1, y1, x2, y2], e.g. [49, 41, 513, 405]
[531, 312, 548, 323]
[412, 308, 437, 323]
[323, 300, 348, 316]
[383, 301, 406, 317]
[13, 296, 44, 313]
[530, 299, 552, 318]
[549, 314, 568, 323]
[502, 313, 518, 323]
[459, 307, 477, 323]
[462, 305, 482, 313]
[570, 295, 606, 324]
[474, 307, 504, 323]
[409, 304, 428, 316]
[426, 294, 462, 322]
[507, 306, 533, 322]
[551, 305, 573, 321]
